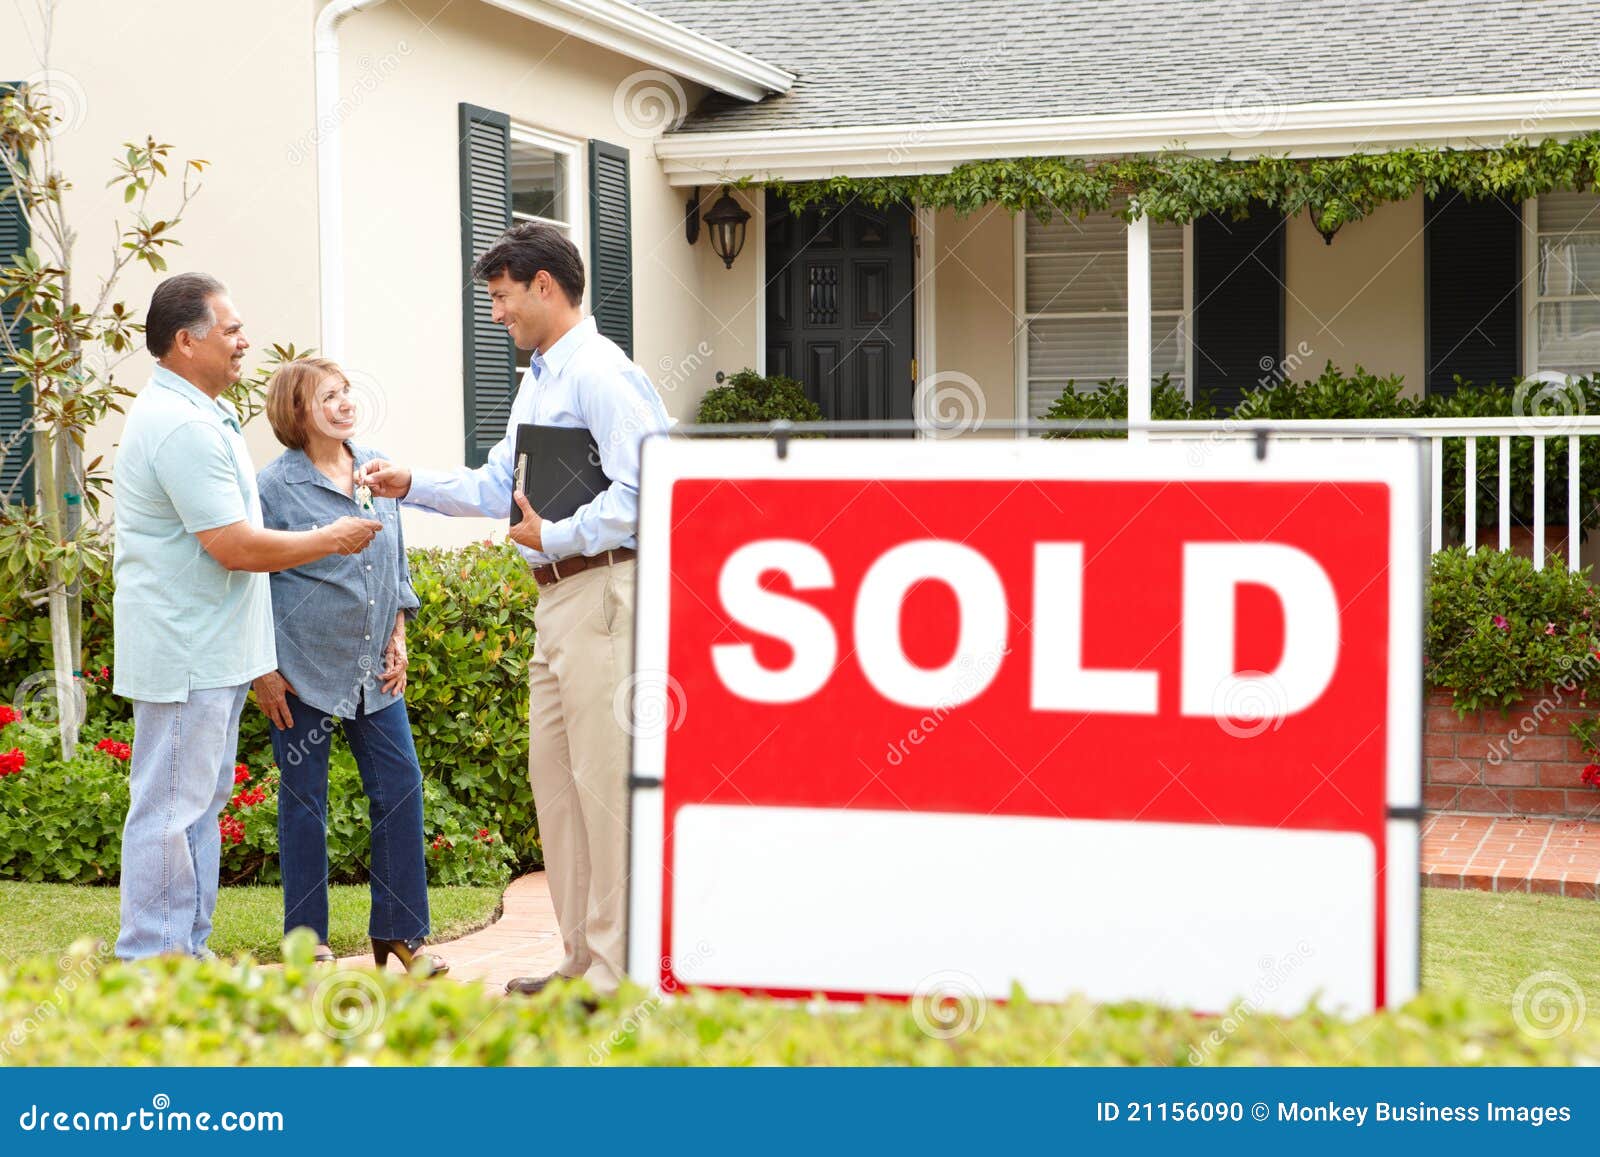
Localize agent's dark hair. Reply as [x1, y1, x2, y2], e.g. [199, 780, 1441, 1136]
[472, 221, 585, 305]
[146, 272, 227, 358]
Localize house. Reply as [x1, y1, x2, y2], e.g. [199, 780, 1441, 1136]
[2, 0, 1599, 548]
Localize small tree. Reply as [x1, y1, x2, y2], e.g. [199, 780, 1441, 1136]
[2, 0, 322, 760]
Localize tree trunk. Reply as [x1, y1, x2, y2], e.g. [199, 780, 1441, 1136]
[34, 423, 80, 759]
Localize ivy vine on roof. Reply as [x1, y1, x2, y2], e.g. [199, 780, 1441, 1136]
[755, 131, 1600, 238]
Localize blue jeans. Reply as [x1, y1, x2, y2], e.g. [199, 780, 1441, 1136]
[270, 691, 430, 943]
[116, 683, 250, 960]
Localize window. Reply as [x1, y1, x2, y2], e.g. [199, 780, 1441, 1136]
[509, 128, 584, 374]
[1530, 191, 1600, 378]
[1018, 202, 1188, 418]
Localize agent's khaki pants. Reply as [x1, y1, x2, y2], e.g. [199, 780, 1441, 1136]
[527, 558, 634, 994]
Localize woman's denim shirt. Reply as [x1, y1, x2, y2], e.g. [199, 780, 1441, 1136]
[256, 443, 420, 718]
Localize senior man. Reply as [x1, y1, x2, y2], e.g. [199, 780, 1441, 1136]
[112, 273, 381, 961]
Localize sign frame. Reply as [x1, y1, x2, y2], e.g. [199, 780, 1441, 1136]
[626, 435, 1425, 1013]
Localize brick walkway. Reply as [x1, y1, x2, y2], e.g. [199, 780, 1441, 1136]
[1422, 814, 1600, 898]
[339, 872, 565, 989]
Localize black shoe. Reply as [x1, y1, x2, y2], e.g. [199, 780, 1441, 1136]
[506, 972, 564, 996]
[371, 937, 449, 977]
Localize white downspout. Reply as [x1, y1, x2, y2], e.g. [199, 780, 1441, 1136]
[315, 0, 389, 360]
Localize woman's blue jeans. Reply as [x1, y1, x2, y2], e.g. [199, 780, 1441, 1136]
[269, 691, 430, 943]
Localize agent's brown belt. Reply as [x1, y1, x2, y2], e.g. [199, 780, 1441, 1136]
[529, 547, 636, 587]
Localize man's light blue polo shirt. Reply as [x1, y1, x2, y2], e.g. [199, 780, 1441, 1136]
[111, 364, 275, 703]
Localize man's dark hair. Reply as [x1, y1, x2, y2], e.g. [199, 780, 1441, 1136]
[472, 222, 585, 305]
[146, 272, 227, 357]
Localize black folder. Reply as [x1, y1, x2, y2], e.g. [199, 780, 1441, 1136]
[508, 423, 612, 527]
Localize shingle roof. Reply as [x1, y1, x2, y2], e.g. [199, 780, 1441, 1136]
[631, 0, 1600, 134]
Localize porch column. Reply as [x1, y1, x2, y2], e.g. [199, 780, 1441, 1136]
[1126, 212, 1151, 442]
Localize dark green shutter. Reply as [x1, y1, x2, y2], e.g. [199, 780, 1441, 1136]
[0, 82, 31, 504]
[459, 103, 515, 468]
[1191, 201, 1285, 412]
[1425, 191, 1521, 396]
[587, 139, 632, 357]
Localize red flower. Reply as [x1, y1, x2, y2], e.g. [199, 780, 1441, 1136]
[100, 666, 110, 679]
[475, 828, 490, 840]
[1582, 764, 1600, 789]
[0, 748, 24, 777]
[0, 705, 19, 730]
[218, 814, 246, 846]
[233, 763, 251, 785]
[94, 738, 132, 761]
[231, 786, 267, 809]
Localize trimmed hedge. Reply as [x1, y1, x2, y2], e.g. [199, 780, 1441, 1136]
[0, 934, 1594, 1065]
[1044, 364, 1600, 535]
[1425, 547, 1600, 714]
[695, 368, 823, 425]
[0, 542, 537, 886]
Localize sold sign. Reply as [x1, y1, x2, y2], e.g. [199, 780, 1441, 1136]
[627, 438, 1423, 1014]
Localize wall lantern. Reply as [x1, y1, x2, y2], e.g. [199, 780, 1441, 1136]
[703, 188, 751, 269]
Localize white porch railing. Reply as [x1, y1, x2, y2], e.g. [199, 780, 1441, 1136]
[1145, 416, 1600, 572]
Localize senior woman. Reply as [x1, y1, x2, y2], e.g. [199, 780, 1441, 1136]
[251, 357, 447, 976]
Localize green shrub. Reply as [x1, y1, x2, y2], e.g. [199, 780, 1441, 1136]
[1040, 373, 1213, 437]
[1424, 547, 1600, 713]
[400, 542, 539, 870]
[0, 715, 129, 884]
[0, 555, 116, 714]
[1233, 362, 1418, 420]
[1036, 365, 1600, 536]
[1, 935, 1595, 1065]
[0, 541, 538, 887]
[695, 368, 823, 425]
[0, 715, 512, 889]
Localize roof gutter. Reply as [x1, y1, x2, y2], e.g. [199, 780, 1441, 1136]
[477, 0, 793, 102]
[653, 88, 1600, 185]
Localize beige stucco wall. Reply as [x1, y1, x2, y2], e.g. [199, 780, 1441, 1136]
[932, 204, 1018, 423]
[685, 184, 762, 385]
[0, 0, 321, 502]
[1283, 194, 1427, 393]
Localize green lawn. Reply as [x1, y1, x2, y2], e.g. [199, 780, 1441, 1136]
[1, 882, 1596, 1007]
[0, 882, 504, 965]
[1421, 888, 1600, 1006]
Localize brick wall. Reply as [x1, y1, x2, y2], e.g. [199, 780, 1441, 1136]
[1425, 687, 1600, 819]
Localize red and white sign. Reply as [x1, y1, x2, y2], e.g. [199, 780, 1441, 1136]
[627, 438, 1422, 1014]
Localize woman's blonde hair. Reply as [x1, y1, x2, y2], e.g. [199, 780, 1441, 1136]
[265, 357, 347, 450]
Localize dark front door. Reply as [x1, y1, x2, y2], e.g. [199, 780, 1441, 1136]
[765, 192, 915, 424]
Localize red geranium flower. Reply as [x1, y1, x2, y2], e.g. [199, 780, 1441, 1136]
[1582, 764, 1600, 788]
[233, 763, 251, 785]
[0, 748, 24, 777]
[0, 704, 20, 730]
[94, 738, 132, 761]
[218, 814, 246, 846]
